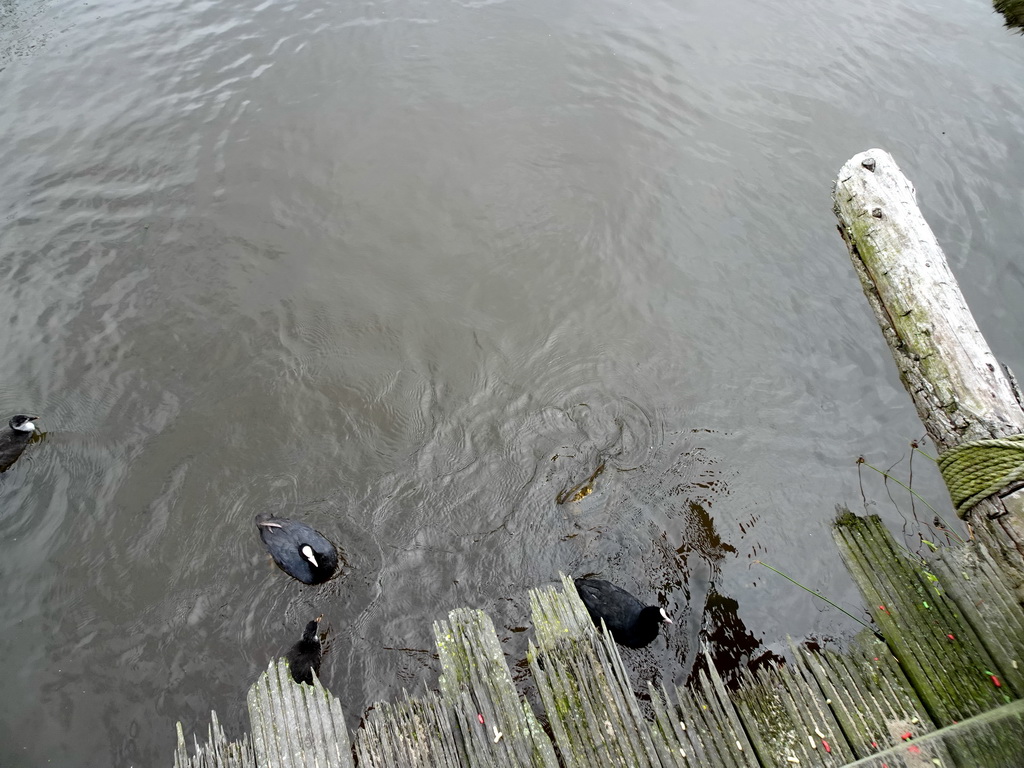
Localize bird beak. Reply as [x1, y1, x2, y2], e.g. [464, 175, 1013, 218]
[314, 614, 324, 623]
[301, 545, 319, 567]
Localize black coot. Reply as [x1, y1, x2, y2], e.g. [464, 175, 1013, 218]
[256, 513, 338, 584]
[286, 615, 324, 685]
[574, 577, 672, 649]
[0, 414, 39, 473]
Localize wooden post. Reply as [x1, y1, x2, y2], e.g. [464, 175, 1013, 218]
[833, 148, 1024, 570]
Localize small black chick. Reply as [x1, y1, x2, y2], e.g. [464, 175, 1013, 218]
[255, 513, 338, 585]
[0, 415, 40, 473]
[286, 615, 324, 685]
[574, 577, 672, 649]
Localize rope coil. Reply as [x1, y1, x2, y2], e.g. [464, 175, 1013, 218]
[938, 434, 1024, 515]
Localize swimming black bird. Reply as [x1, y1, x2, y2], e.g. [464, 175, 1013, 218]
[255, 513, 338, 584]
[574, 577, 672, 649]
[0, 414, 40, 473]
[286, 615, 324, 685]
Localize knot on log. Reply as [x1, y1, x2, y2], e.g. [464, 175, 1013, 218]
[938, 435, 1024, 517]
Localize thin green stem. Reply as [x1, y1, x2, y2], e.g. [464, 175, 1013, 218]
[911, 445, 938, 463]
[861, 461, 966, 544]
[755, 561, 882, 639]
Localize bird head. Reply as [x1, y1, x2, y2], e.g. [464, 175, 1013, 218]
[10, 415, 39, 432]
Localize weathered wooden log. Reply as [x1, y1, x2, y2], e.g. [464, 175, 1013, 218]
[833, 148, 1024, 567]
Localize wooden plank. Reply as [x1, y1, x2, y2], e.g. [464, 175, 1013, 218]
[526, 575, 661, 767]
[930, 541, 1024, 695]
[647, 683, 695, 767]
[796, 636, 945, 760]
[838, 698, 1024, 768]
[649, 653, 759, 768]
[434, 608, 558, 768]
[732, 660, 853, 767]
[835, 513, 1009, 724]
[687, 650, 759, 767]
[174, 711, 255, 768]
[354, 691, 466, 768]
[246, 659, 353, 768]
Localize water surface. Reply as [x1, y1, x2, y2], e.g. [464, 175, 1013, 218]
[1, 0, 1022, 764]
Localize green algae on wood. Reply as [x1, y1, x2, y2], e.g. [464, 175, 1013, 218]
[834, 513, 1010, 724]
[528, 574, 663, 767]
[434, 608, 558, 768]
[930, 541, 1024, 695]
[795, 635, 942, 760]
[732, 660, 852, 767]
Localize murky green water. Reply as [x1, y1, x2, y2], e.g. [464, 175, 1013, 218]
[1, 0, 1021, 764]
